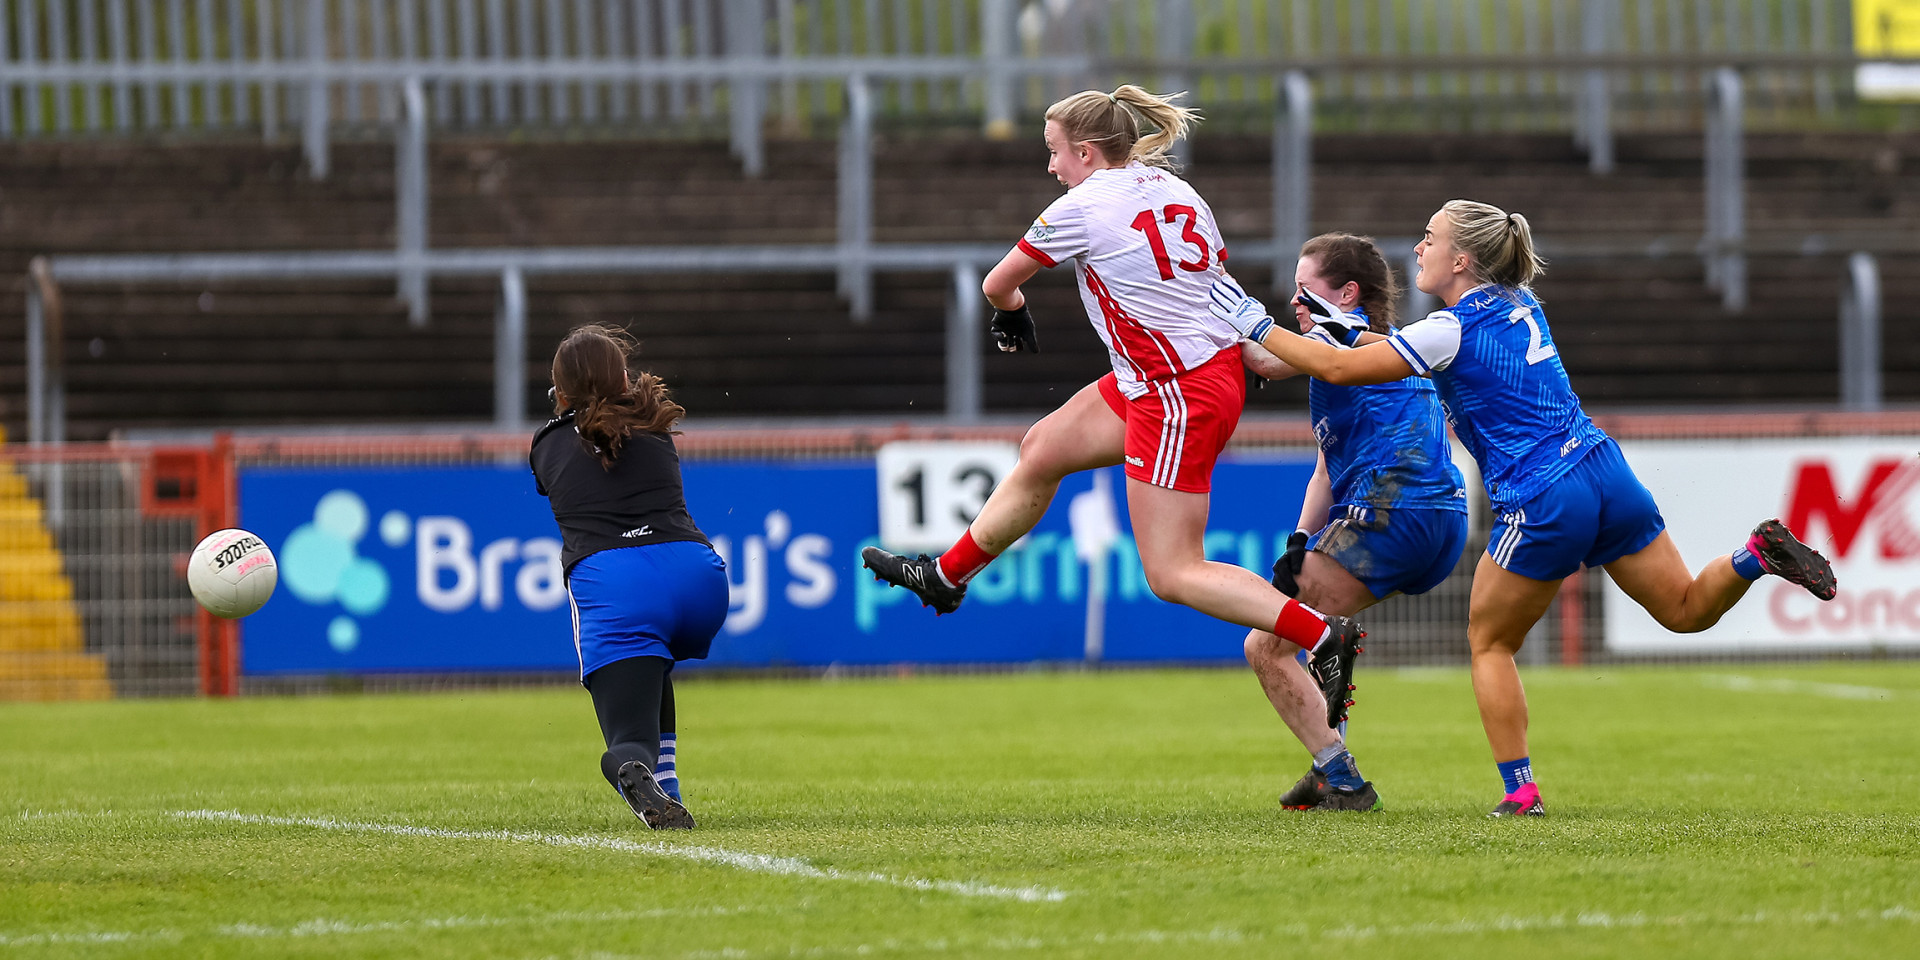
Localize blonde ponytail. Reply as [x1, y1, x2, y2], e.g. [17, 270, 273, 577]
[1438, 199, 1547, 290]
[1043, 85, 1201, 170]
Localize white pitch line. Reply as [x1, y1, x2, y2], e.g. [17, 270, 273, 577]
[0, 906, 755, 949]
[674, 906, 1920, 958]
[218, 904, 762, 939]
[1700, 674, 1908, 701]
[0, 930, 167, 948]
[170, 810, 1067, 903]
[11, 905, 1918, 953]
[1316, 904, 1920, 941]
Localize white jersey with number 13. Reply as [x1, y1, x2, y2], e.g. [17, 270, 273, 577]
[1015, 161, 1241, 399]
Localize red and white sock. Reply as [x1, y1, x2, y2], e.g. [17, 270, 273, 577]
[935, 529, 996, 588]
[1273, 599, 1332, 654]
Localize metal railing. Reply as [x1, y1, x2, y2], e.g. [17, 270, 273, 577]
[1704, 65, 1746, 310]
[23, 239, 1026, 443]
[1839, 251, 1882, 412]
[0, 0, 1879, 149]
[21, 236, 1894, 452]
[18, 51, 1909, 449]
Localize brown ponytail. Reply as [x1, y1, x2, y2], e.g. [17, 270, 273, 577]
[1299, 233, 1401, 332]
[549, 323, 685, 469]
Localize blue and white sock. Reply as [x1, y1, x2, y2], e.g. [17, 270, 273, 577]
[654, 734, 680, 802]
[1312, 742, 1366, 791]
[1730, 545, 1766, 581]
[1497, 756, 1534, 795]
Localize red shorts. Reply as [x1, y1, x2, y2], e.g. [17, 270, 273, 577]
[1097, 346, 1246, 494]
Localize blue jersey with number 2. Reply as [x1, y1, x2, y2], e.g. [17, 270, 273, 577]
[1386, 284, 1610, 514]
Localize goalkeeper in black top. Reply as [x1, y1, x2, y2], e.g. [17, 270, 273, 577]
[530, 324, 728, 830]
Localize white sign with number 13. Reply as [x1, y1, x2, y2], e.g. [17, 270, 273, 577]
[875, 441, 1021, 554]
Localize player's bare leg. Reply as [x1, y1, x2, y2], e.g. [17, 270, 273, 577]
[967, 382, 1124, 552]
[1466, 554, 1562, 817]
[1245, 553, 1376, 748]
[1607, 518, 1833, 634]
[1245, 642, 1340, 753]
[1601, 533, 1752, 632]
[861, 382, 1122, 613]
[1245, 552, 1381, 809]
[1127, 479, 1297, 629]
[1127, 479, 1365, 728]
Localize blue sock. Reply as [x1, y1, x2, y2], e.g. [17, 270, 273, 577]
[1497, 757, 1534, 795]
[1730, 545, 1766, 581]
[1312, 743, 1366, 791]
[655, 734, 680, 802]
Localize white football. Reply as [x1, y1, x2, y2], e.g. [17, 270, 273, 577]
[188, 528, 278, 619]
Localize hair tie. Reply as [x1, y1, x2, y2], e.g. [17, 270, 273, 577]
[1107, 91, 1119, 103]
[1505, 213, 1517, 226]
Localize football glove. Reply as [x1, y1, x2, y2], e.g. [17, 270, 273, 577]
[990, 304, 1040, 353]
[1295, 286, 1371, 347]
[1270, 529, 1310, 597]
[1207, 274, 1275, 343]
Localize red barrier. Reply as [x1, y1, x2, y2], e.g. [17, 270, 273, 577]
[1560, 569, 1585, 666]
[134, 435, 239, 695]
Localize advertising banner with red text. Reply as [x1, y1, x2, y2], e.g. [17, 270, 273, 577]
[1605, 438, 1920, 653]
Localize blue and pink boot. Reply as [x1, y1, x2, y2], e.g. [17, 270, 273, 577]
[1739, 519, 1837, 601]
[1488, 782, 1545, 818]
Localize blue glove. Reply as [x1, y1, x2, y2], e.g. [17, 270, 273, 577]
[1294, 287, 1371, 347]
[1207, 274, 1275, 343]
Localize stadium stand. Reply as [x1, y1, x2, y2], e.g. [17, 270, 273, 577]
[0, 130, 1914, 439]
[0, 425, 111, 699]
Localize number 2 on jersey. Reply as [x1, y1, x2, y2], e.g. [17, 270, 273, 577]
[1508, 307, 1558, 365]
[1129, 205, 1213, 281]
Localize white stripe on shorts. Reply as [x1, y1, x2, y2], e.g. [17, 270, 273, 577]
[1493, 509, 1527, 567]
[1151, 382, 1175, 487]
[1152, 379, 1189, 488]
[567, 586, 584, 678]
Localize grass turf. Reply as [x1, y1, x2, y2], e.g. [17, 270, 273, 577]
[4, 664, 1919, 959]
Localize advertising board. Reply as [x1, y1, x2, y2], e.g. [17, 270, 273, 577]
[1605, 438, 1920, 653]
[238, 452, 1317, 674]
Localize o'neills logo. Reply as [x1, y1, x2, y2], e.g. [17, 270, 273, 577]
[1771, 456, 1920, 635]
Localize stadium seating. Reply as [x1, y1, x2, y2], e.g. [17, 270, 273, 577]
[0, 426, 112, 699]
[0, 132, 1913, 439]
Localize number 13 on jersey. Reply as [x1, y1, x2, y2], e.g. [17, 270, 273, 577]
[875, 442, 1021, 554]
[1129, 204, 1216, 281]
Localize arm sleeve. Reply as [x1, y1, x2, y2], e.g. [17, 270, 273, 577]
[1015, 194, 1089, 268]
[1387, 311, 1463, 375]
[528, 444, 550, 497]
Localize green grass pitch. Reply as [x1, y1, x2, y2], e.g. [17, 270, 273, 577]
[6, 664, 1919, 959]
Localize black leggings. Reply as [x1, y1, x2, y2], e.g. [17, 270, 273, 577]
[585, 655, 676, 788]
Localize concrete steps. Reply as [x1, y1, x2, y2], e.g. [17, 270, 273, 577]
[0, 132, 1916, 438]
[0, 425, 111, 700]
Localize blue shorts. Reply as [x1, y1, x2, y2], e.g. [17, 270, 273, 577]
[1308, 504, 1469, 600]
[1488, 438, 1667, 581]
[567, 540, 729, 681]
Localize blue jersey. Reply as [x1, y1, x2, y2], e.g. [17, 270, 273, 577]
[1305, 312, 1467, 513]
[1386, 284, 1610, 513]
